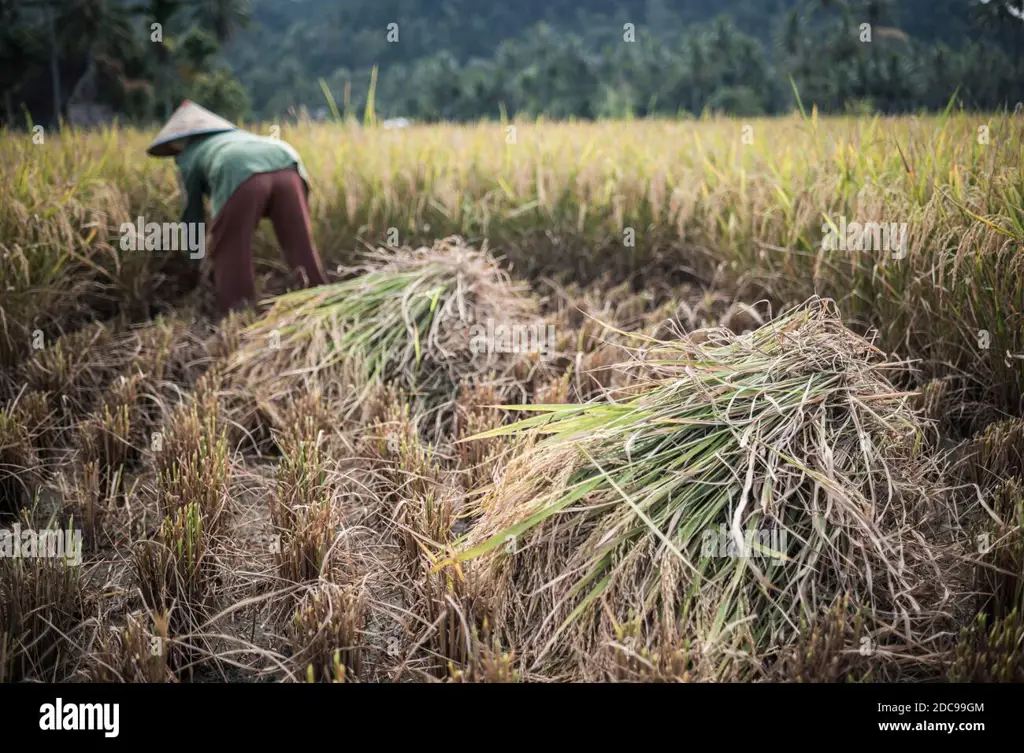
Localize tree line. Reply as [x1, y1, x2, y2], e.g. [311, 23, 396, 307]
[1, 0, 1022, 127]
[0, 0, 250, 126]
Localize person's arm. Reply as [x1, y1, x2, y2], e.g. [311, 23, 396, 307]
[180, 165, 206, 228]
[177, 160, 207, 270]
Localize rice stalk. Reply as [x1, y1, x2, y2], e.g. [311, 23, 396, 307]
[85, 611, 173, 683]
[0, 515, 86, 682]
[451, 298, 968, 679]
[132, 502, 216, 669]
[272, 428, 340, 583]
[289, 583, 366, 683]
[230, 238, 539, 410]
[948, 609, 1024, 683]
[0, 405, 40, 520]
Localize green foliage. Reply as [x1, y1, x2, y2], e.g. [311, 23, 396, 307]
[708, 86, 766, 117]
[178, 27, 221, 76]
[1, 0, 251, 125]
[188, 68, 250, 121]
[222, 0, 1023, 120]
[2, 1, 1023, 124]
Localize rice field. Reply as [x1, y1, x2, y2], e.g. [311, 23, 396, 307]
[1, 112, 1022, 682]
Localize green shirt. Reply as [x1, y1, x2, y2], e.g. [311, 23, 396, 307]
[175, 130, 311, 228]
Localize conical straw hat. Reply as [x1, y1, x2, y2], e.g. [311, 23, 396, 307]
[146, 100, 237, 157]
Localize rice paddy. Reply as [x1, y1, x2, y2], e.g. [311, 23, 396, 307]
[0, 112, 1022, 682]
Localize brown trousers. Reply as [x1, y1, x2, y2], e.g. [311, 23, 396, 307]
[208, 167, 328, 313]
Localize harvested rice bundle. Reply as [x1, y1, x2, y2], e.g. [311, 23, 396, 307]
[452, 298, 970, 680]
[230, 238, 542, 408]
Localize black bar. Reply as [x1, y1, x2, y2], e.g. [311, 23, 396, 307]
[0, 682, 1013, 745]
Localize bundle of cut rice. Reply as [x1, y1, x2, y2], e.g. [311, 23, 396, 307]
[230, 238, 544, 411]
[450, 298, 971, 680]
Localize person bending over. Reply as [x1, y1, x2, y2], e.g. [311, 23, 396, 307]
[147, 100, 328, 313]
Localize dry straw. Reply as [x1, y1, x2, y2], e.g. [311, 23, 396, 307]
[452, 298, 972, 679]
[230, 237, 540, 413]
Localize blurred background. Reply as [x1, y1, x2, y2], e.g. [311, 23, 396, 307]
[2, 0, 1023, 128]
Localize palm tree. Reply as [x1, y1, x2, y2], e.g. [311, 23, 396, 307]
[55, 0, 134, 52]
[862, 0, 896, 26]
[971, 1, 1024, 60]
[61, 0, 140, 100]
[133, 0, 187, 117]
[12, 1, 65, 123]
[0, 0, 44, 123]
[178, 26, 220, 81]
[972, 0, 1024, 26]
[191, 0, 251, 45]
[803, 0, 898, 28]
[780, 7, 804, 58]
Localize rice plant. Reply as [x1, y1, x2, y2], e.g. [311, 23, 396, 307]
[2, 112, 1021, 683]
[0, 405, 40, 520]
[132, 502, 216, 669]
[451, 299, 967, 678]
[948, 610, 1024, 683]
[85, 611, 173, 683]
[231, 239, 538, 407]
[272, 427, 339, 583]
[289, 584, 366, 683]
[153, 402, 230, 533]
[0, 516, 86, 682]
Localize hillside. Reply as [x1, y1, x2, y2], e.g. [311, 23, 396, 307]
[1, 0, 1020, 126]
[224, 0, 1017, 118]
[228, 0, 978, 72]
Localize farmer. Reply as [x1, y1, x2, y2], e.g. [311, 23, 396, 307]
[146, 100, 328, 313]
